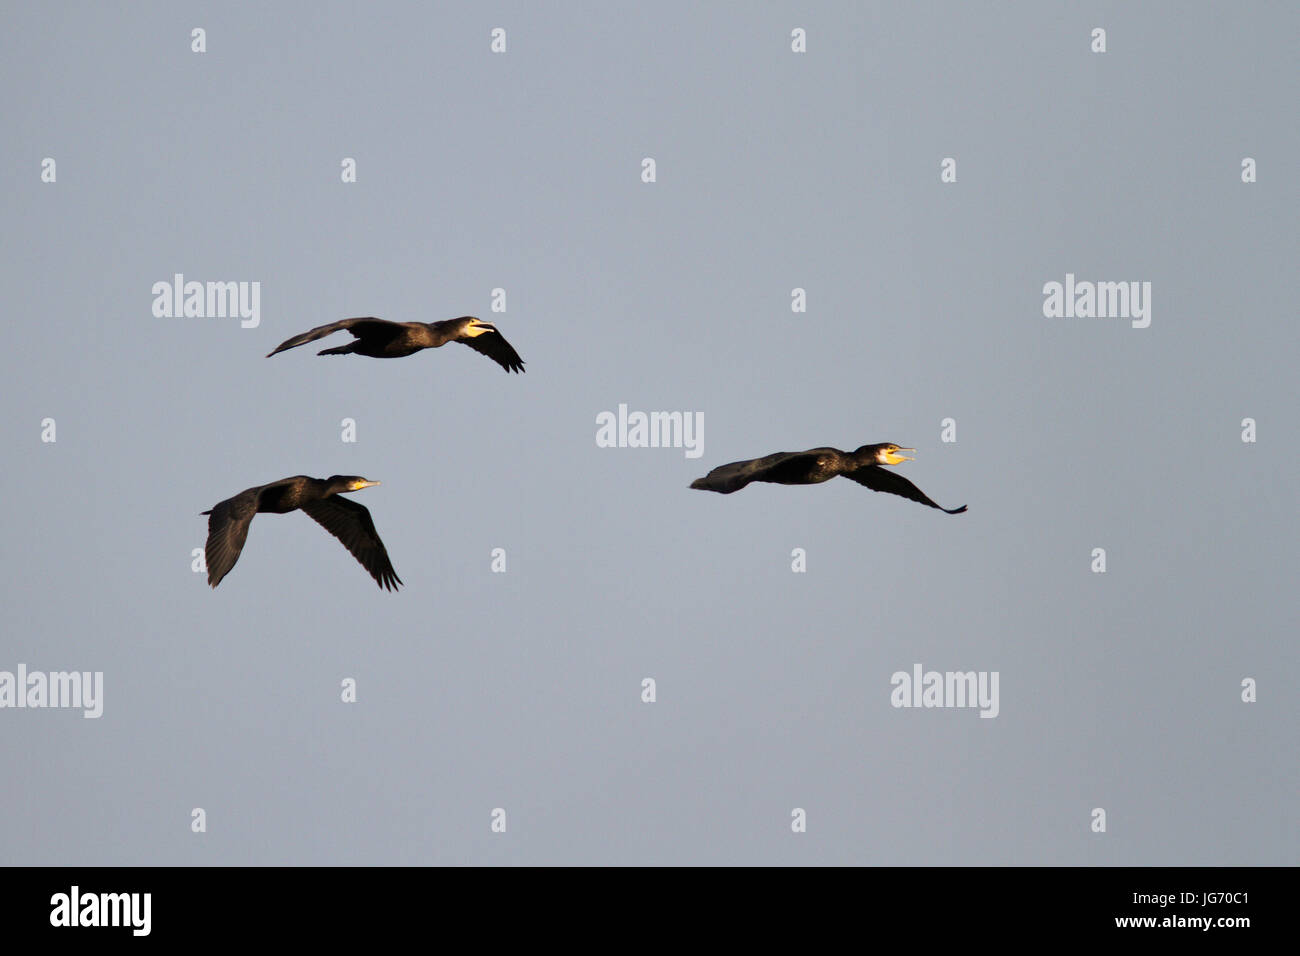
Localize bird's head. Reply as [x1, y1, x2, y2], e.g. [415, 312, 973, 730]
[329, 475, 381, 494]
[859, 443, 915, 466]
[461, 316, 496, 338]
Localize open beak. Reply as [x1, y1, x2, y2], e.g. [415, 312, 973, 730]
[886, 448, 915, 465]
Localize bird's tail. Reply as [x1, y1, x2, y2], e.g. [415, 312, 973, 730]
[200, 510, 211, 516]
[318, 342, 358, 356]
[691, 477, 738, 493]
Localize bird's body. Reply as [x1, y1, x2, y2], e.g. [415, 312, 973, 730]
[266, 316, 525, 373]
[690, 443, 966, 513]
[202, 475, 402, 590]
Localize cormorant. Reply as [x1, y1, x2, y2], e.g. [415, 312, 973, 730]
[266, 316, 525, 373]
[202, 475, 403, 590]
[690, 443, 966, 513]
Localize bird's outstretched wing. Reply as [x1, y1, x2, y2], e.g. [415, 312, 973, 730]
[203, 489, 260, 588]
[300, 497, 403, 591]
[842, 466, 967, 514]
[689, 451, 821, 494]
[265, 317, 399, 357]
[452, 323, 525, 373]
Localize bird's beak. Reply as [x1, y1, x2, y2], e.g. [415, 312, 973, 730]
[885, 448, 915, 465]
[351, 479, 381, 490]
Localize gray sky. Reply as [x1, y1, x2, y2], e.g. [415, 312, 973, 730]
[1, 1, 1295, 865]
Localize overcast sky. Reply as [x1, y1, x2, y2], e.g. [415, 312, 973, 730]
[1, 1, 1295, 865]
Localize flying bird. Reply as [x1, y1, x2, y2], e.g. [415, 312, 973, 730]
[690, 443, 966, 513]
[202, 475, 403, 590]
[266, 316, 525, 373]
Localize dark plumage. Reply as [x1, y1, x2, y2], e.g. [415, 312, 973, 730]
[266, 316, 525, 373]
[690, 443, 966, 513]
[202, 475, 402, 590]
